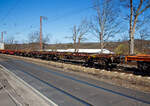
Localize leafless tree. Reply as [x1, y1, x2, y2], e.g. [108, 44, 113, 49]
[69, 20, 89, 52]
[28, 31, 50, 50]
[121, 0, 150, 54]
[5, 36, 19, 50]
[43, 34, 50, 44]
[43, 34, 50, 49]
[28, 31, 39, 43]
[139, 28, 150, 51]
[90, 0, 121, 53]
[139, 29, 149, 40]
[5, 36, 15, 44]
[121, 33, 129, 42]
[28, 31, 50, 43]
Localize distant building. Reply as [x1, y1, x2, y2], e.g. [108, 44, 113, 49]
[0, 43, 4, 50]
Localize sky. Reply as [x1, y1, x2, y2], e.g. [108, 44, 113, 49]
[0, 0, 96, 44]
[0, 0, 149, 44]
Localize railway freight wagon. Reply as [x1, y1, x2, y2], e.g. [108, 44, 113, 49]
[0, 49, 121, 69]
[1, 49, 150, 72]
[125, 55, 150, 71]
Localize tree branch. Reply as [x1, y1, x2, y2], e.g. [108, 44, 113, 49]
[138, 4, 150, 15]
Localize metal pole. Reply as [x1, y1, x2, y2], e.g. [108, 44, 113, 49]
[40, 16, 42, 50]
[1, 32, 3, 43]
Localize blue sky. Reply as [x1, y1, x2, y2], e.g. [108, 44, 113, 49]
[0, 0, 96, 44]
[1, 0, 149, 44]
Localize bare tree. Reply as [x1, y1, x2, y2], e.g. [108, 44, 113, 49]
[139, 28, 150, 51]
[121, 33, 129, 42]
[28, 31, 39, 43]
[5, 36, 19, 50]
[121, 0, 150, 54]
[28, 31, 50, 43]
[70, 20, 89, 52]
[90, 0, 120, 53]
[28, 31, 50, 50]
[5, 36, 15, 44]
[43, 34, 50, 50]
[43, 34, 50, 44]
[139, 29, 149, 40]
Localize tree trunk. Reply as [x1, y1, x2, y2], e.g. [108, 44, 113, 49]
[74, 40, 78, 52]
[129, 32, 134, 55]
[100, 32, 104, 53]
[74, 41, 77, 52]
[130, 16, 138, 55]
[77, 38, 81, 52]
[129, 0, 134, 55]
[141, 39, 143, 51]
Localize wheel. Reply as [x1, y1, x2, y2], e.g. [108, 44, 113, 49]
[137, 61, 150, 72]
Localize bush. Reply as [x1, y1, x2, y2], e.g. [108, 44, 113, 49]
[114, 44, 129, 55]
